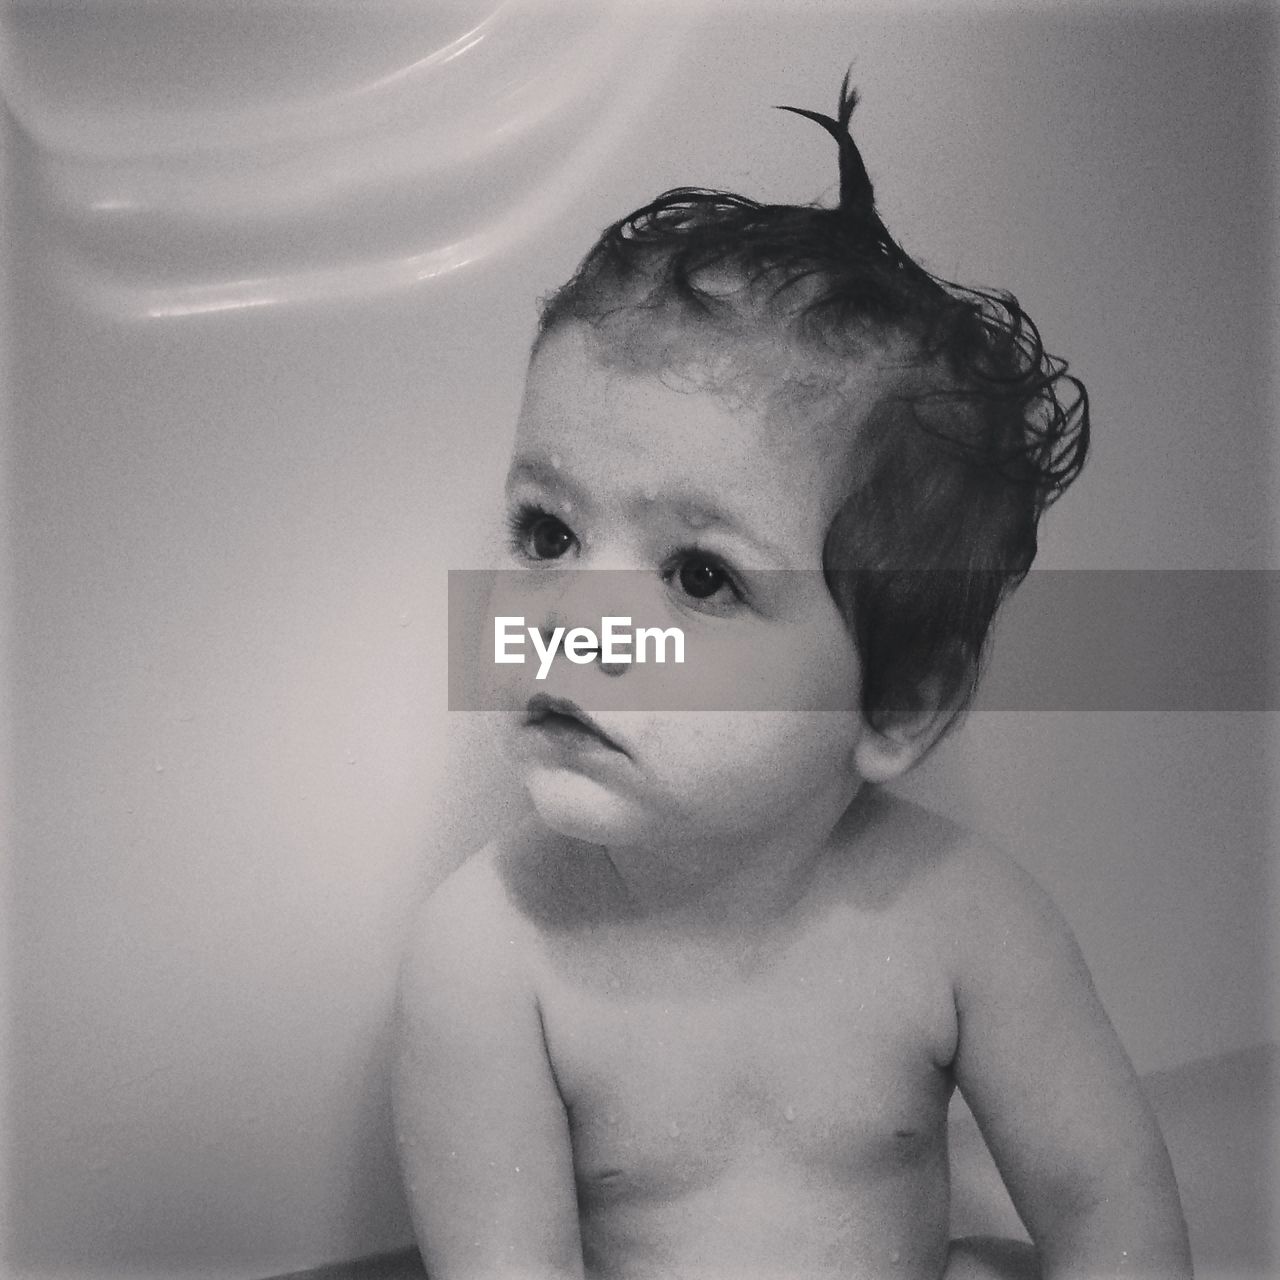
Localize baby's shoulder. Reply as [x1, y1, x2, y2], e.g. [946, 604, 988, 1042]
[399, 841, 526, 994]
[857, 798, 1102, 1028]
[395, 830, 594, 1072]
[844, 789, 1053, 937]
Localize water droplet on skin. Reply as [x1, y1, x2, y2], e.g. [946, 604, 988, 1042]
[784, 1105, 796, 1122]
[397, 612, 411, 628]
[668, 1120, 680, 1137]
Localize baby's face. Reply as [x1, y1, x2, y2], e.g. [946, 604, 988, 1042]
[495, 324, 884, 850]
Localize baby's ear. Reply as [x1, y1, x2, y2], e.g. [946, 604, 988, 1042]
[853, 671, 967, 783]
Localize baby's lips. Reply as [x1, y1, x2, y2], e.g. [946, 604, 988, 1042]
[524, 693, 629, 753]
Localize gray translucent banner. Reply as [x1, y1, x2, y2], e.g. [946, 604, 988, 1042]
[448, 570, 1279, 712]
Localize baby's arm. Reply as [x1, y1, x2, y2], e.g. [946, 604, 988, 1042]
[944, 847, 1192, 1279]
[392, 851, 584, 1280]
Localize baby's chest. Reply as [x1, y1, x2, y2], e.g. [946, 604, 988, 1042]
[541, 943, 957, 1196]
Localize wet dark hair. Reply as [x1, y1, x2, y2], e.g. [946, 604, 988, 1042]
[535, 74, 1089, 736]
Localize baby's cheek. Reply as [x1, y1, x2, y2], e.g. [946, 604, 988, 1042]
[647, 712, 857, 807]
[675, 630, 792, 712]
[755, 710, 860, 765]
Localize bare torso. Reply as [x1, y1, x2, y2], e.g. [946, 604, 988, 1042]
[500, 793, 965, 1280]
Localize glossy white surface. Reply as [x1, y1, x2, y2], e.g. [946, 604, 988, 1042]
[2, 0, 692, 317]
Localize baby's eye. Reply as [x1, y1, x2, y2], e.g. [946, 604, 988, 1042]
[679, 559, 728, 599]
[508, 503, 576, 561]
[529, 515, 574, 560]
[665, 550, 743, 611]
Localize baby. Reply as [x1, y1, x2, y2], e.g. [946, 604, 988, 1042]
[394, 79, 1191, 1280]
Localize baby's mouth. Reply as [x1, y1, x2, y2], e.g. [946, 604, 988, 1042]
[524, 694, 626, 754]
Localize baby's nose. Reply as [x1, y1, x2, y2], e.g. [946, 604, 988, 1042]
[545, 568, 647, 623]
[539, 571, 649, 674]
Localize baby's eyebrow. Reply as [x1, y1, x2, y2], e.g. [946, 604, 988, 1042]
[659, 495, 788, 565]
[505, 457, 588, 506]
[507, 460, 789, 565]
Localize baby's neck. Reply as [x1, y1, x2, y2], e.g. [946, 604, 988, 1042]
[600, 780, 872, 938]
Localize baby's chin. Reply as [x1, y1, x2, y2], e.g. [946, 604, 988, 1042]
[520, 761, 790, 855]
[520, 764, 649, 846]
[520, 763, 729, 850]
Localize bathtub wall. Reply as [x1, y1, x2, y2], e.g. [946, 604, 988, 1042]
[3, 4, 1276, 1278]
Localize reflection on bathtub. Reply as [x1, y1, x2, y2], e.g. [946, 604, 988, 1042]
[1, 0, 692, 318]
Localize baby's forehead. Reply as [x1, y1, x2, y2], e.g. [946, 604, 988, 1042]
[518, 323, 894, 539]
[557, 315, 896, 460]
